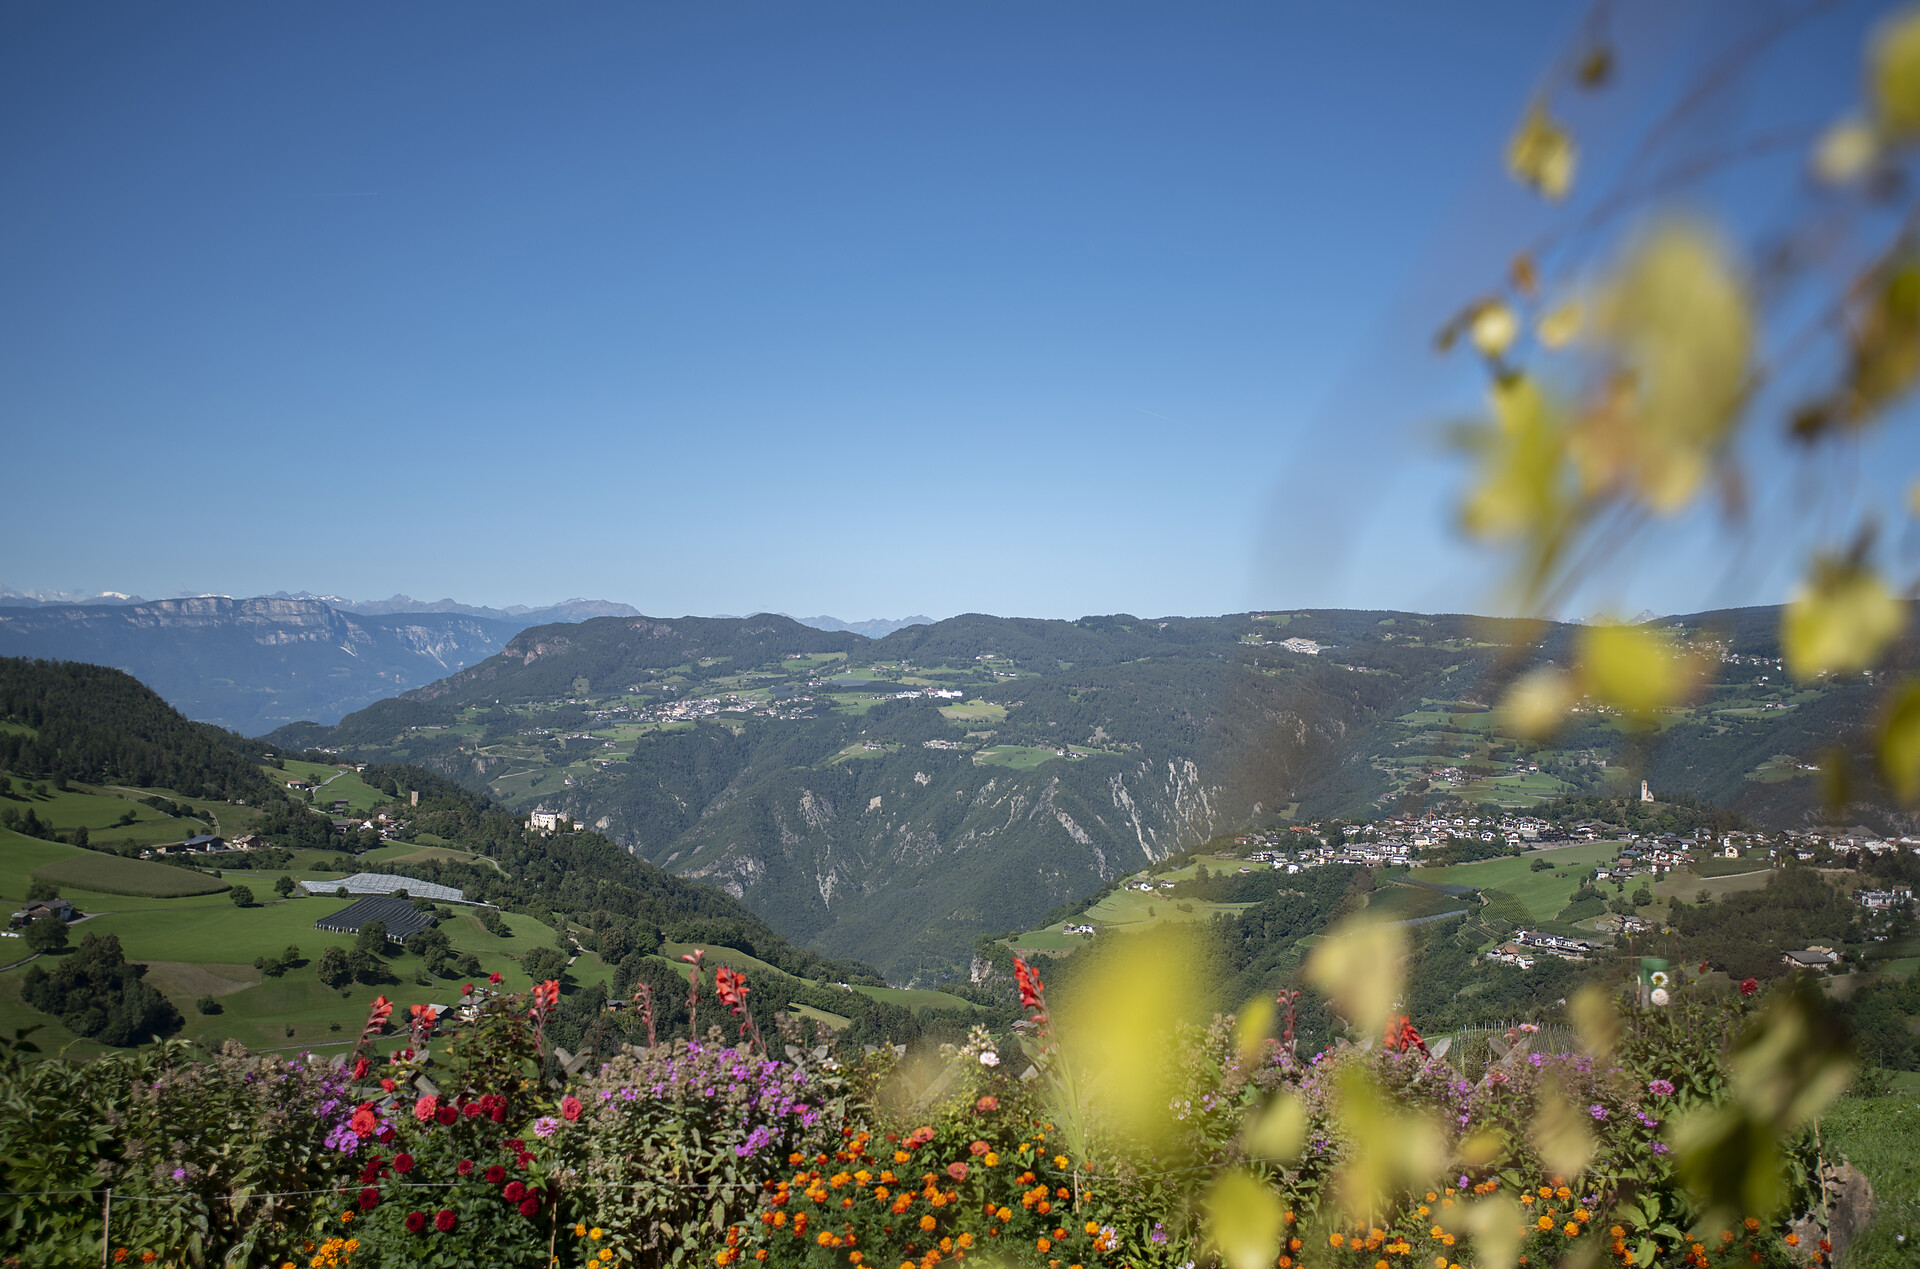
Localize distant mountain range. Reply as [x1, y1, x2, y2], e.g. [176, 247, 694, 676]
[0, 594, 628, 734]
[794, 614, 936, 638]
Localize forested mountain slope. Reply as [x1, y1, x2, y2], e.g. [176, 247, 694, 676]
[266, 605, 1894, 981]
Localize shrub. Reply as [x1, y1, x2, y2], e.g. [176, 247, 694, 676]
[195, 995, 222, 1015]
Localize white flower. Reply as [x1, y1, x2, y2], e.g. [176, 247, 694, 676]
[979, 1051, 1000, 1067]
[1649, 971, 1669, 988]
[1650, 987, 1670, 1007]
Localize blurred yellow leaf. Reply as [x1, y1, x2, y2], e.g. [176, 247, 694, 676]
[1202, 1169, 1284, 1269]
[1872, 6, 1920, 138]
[1507, 101, 1577, 200]
[1812, 118, 1879, 184]
[1332, 1065, 1447, 1219]
[1305, 915, 1405, 1042]
[1529, 1074, 1597, 1178]
[1234, 997, 1275, 1067]
[1781, 559, 1905, 679]
[1051, 927, 1202, 1146]
[1455, 1128, 1510, 1169]
[1569, 984, 1619, 1059]
[1245, 1091, 1307, 1162]
[1471, 302, 1520, 358]
[1669, 983, 1852, 1223]
[1498, 666, 1574, 740]
[1591, 220, 1752, 512]
[1844, 260, 1920, 422]
[1880, 680, 1920, 803]
[1536, 298, 1584, 349]
[1460, 376, 1570, 548]
[1577, 622, 1702, 721]
[1461, 1195, 1526, 1269]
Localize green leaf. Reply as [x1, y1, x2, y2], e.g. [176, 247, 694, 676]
[1782, 558, 1905, 679]
[1507, 101, 1578, 199]
[1872, 8, 1920, 138]
[1202, 1168, 1285, 1269]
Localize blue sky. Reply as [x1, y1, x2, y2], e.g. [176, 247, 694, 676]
[3, 1, 1914, 622]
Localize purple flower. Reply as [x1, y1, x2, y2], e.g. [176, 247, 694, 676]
[1650, 1142, 1669, 1155]
[1589, 1104, 1608, 1120]
[621, 1087, 637, 1101]
[171, 1168, 187, 1181]
[1458, 1175, 1469, 1188]
[1647, 1079, 1675, 1097]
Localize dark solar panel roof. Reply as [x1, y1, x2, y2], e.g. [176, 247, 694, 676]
[312, 895, 439, 943]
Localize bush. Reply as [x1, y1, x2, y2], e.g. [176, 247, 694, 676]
[229, 884, 255, 908]
[195, 995, 222, 1015]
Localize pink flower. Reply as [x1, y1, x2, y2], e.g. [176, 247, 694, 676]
[1647, 1079, 1675, 1097]
[413, 1094, 439, 1123]
[946, 1162, 969, 1182]
[561, 1095, 582, 1122]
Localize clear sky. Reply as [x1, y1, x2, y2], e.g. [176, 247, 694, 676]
[3, 1, 1914, 622]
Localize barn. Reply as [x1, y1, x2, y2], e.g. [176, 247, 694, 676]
[313, 895, 439, 945]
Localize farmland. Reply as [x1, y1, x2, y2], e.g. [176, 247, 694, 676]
[31, 852, 230, 898]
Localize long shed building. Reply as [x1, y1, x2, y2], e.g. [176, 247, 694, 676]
[313, 896, 439, 945]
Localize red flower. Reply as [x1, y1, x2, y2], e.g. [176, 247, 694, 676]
[715, 965, 750, 1010]
[358, 1187, 380, 1210]
[393, 1153, 414, 1176]
[404, 1212, 426, 1234]
[368, 995, 394, 1028]
[359, 1158, 385, 1185]
[463, 1102, 482, 1119]
[503, 1181, 527, 1203]
[436, 1105, 458, 1126]
[1740, 977, 1759, 997]
[975, 1096, 998, 1113]
[484, 1166, 506, 1185]
[533, 979, 560, 1011]
[413, 1094, 439, 1123]
[489, 972, 503, 984]
[505, 1138, 525, 1152]
[380, 1079, 396, 1094]
[519, 1196, 541, 1217]
[456, 1159, 474, 1177]
[1012, 957, 1046, 1011]
[461, 982, 473, 996]
[561, 1095, 583, 1122]
[969, 1140, 988, 1156]
[351, 1058, 370, 1080]
[1383, 1014, 1429, 1056]
[435, 1209, 457, 1233]
[349, 1104, 379, 1139]
[375, 1125, 395, 1144]
[947, 1162, 970, 1182]
[517, 1151, 535, 1169]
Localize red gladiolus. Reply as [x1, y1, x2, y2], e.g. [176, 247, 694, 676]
[359, 1187, 380, 1210]
[404, 1212, 426, 1234]
[435, 1209, 457, 1233]
[456, 1159, 474, 1177]
[1011, 957, 1045, 1011]
[1740, 977, 1759, 997]
[503, 1181, 527, 1203]
[484, 1166, 506, 1185]
[715, 965, 750, 1010]
[534, 979, 560, 1011]
[351, 1058, 370, 1080]
[519, 1197, 541, 1217]
[561, 1095, 583, 1122]
[368, 995, 394, 1027]
[436, 1105, 458, 1126]
[1382, 1014, 1428, 1056]
[393, 1153, 414, 1176]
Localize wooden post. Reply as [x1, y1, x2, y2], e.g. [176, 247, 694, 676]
[100, 1188, 111, 1269]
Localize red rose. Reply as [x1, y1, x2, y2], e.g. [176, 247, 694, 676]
[455, 1159, 473, 1177]
[561, 1094, 582, 1122]
[519, 1196, 541, 1217]
[435, 1209, 457, 1233]
[1740, 977, 1759, 997]
[404, 1212, 426, 1234]
[436, 1105, 458, 1126]
[502, 1181, 526, 1203]
[359, 1187, 380, 1210]
[484, 1166, 506, 1185]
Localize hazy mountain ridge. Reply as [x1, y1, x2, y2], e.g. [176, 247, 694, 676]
[795, 614, 936, 639]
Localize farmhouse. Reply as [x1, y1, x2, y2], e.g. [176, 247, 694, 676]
[9, 898, 74, 927]
[314, 895, 439, 945]
[300, 872, 468, 904]
[1781, 947, 1840, 971]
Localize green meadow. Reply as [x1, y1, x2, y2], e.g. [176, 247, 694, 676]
[1401, 841, 1618, 922]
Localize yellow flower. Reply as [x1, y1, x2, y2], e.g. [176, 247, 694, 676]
[599, 1253, 613, 1264]
[591, 1228, 604, 1240]
[1054, 1155, 1068, 1170]
[1537, 1217, 1553, 1231]
[983, 1153, 998, 1167]
[1564, 1223, 1579, 1237]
